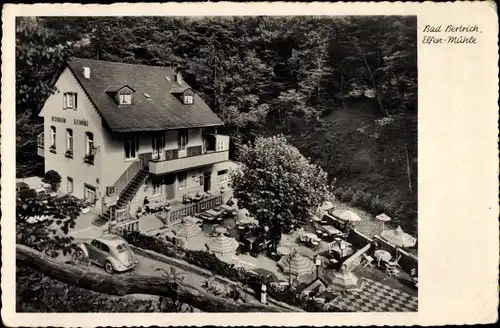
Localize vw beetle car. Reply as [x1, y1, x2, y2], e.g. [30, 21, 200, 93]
[75, 234, 139, 273]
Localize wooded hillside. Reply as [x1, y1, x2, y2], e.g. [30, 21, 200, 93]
[16, 16, 417, 233]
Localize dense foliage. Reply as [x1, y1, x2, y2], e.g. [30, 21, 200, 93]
[231, 135, 330, 245]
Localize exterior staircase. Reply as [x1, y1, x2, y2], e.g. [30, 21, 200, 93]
[102, 156, 150, 221]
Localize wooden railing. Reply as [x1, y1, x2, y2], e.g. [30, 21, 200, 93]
[109, 219, 140, 235]
[167, 195, 223, 227]
[111, 207, 129, 222]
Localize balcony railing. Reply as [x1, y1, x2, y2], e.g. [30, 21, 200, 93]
[149, 149, 229, 175]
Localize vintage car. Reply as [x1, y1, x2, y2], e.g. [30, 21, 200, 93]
[75, 234, 139, 273]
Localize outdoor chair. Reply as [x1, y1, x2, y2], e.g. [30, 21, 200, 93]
[362, 254, 374, 267]
[388, 254, 402, 268]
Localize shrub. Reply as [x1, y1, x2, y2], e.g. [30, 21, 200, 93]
[333, 187, 344, 199]
[43, 170, 62, 191]
[340, 188, 354, 202]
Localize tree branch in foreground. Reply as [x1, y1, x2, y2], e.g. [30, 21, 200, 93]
[16, 244, 294, 313]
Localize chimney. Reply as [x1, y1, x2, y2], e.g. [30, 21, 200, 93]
[83, 67, 91, 79]
[176, 73, 182, 85]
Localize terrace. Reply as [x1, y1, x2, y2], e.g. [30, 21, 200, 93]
[130, 196, 418, 312]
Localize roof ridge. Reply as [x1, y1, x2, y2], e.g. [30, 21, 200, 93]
[68, 56, 175, 70]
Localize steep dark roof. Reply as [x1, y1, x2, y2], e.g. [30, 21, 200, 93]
[66, 57, 224, 132]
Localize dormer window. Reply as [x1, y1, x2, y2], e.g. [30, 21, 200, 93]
[184, 94, 194, 105]
[119, 93, 132, 105]
[105, 85, 135, 106]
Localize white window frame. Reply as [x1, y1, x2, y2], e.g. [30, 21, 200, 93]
[124, 139, 137, 160]
[178, 130, 188, 151]
[84, 184, 96, 204]
[119, 93, 132, 105]
[50, 126, 56, 150]
[217, 138, 224, 151]
[63, 92, 77, 109]
[178, 172, 187, 190]
[67, 177, 74, 194]
[85, 132, 94, 156]
[217, 170, 229, 184]
[66, 129, 73, 152]
[184, 95, 194, 104]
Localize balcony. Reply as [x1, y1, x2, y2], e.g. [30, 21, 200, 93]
[148, 148, 229, 175]
[37, 133, 44, 157]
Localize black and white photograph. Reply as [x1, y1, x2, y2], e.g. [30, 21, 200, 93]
[13, 14, 418, 313]
[3, 2, 498, 325]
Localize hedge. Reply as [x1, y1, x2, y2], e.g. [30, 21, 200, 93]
[122, 231, 345, 312]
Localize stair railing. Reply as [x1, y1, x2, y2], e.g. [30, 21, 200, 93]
[113, 153, 152, 198]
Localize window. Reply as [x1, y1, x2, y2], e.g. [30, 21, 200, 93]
[84, 184, 96, 204]
[183, 95, 194, 104]
[66, 129, 73, 155]
[119, 93, 132, 105]
[124, 137, 138, 160]
[67, 177, 74, 193]
[63, 92, 78, 109]
[178, 129, 188, 151]
[217, 138, 225, 151]
[50, 126, 56, 152]
[218, 170, 229, 184]
[178, 172, 187, 189]
[152, 177, 163, 196]
[100, 243, 110, 253]
[91, 240, 101, 249]
[85, 132, 94, 156]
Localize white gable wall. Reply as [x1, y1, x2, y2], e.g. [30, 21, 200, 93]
[40, 67, 105, 212]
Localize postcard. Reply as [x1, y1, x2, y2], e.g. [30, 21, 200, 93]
[1, 2, 498, 327]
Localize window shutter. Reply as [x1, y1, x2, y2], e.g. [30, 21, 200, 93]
[63, 93, 67, 109]
[135, 135, 139, 151]
[74, 93, 78, 109]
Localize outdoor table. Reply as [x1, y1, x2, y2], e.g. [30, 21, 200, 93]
[322, 225, 342, 236]
[374, 250, 392, 266]
[329, 240, 354, 258]
[277, 246, 291, 256]
[206, 208, 223, 217]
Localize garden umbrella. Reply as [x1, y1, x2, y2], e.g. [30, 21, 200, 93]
[173, 219, 202, 239]
[277, 250, 315, 279]
[206, 234, 239, 257]
[326, 266, 364, 292]
[337, 210, 362, 223]
[381, 226, 417, 248]
[376, 213, 391, 231]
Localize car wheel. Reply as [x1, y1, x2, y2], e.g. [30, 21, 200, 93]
[104, 261, 114, 274]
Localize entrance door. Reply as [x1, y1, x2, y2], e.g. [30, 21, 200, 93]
[152, 137, 164, 161]
[164, 174, 176, 200]
[203, 173, 211, 192]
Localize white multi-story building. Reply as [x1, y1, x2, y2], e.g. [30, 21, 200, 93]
[38, 57, 232, 219]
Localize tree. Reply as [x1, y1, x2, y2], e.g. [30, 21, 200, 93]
[231, 136, 330, 248]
